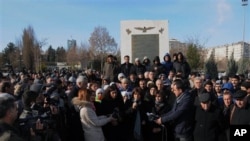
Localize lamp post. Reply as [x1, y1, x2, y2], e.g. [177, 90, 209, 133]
[242, 0, 248, 51]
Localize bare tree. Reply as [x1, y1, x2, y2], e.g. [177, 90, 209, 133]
[22, 26, 36, 71]
[89, 26, 117, 71]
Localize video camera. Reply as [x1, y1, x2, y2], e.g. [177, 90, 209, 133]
[19, 112, 56, 133]
[146, 112, 159, 121]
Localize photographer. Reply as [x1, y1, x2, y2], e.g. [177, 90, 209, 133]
[42, 79, 69, 141]
[19, 89, 60, 141]
[18, 90, 44, 141]
[147, 90, 172, 141]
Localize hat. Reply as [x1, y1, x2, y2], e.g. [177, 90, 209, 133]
[198, 93, 211, 103]
[241, 82, 250, 89]
[143, 56, 148, 60]
[96, 88, 104, 95]
[135, 58, 140, 62]
[222, 82, 233, 91]
[233, 90, 247, 100]
[30, 84, 43, 94]
[118, 73, 125, 79]
[68, 76, 76, 83]
[103, 85, 109, 90]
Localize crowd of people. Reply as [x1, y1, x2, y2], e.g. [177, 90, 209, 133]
[0, 52, 250, 141]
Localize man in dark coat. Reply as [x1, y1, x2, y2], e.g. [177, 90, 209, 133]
[230, 90, 250, 125]
[155, 79, 194, 141]
[173, 52, 191, 79]
[193, 93, 225, 141]
[120, 55, 134, 78]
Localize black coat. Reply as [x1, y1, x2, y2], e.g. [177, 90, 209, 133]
[193, 104, 225, 141]
[120, 62, 134, 77]
[230, 103, 250, 125]
[100, 97, 125, 141]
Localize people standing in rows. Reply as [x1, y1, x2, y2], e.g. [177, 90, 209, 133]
[173, 52, 191, 79]
[161, 53, 173, 76]
[102, 55, 120, 82]
[120, 55, 134, 78]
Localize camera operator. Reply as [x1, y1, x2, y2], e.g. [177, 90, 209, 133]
[19, 87, 61, 141]
[18, 90, 44, 141]
[43, 78, 69, 141]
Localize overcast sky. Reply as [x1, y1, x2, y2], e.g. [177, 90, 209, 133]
[0, 0, 249, 51]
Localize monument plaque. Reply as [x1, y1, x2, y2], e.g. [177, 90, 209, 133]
[131, 34, 159, 61]
[121, 20, 169, 62]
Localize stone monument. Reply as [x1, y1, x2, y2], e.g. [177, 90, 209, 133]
[120, 20, 169, 63]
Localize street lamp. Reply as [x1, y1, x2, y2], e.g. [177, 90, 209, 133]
[242, 0, 248, 49]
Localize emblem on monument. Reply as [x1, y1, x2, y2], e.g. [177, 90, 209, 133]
[134, 26, 155, 32]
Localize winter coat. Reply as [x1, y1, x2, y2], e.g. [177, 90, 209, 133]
[72, 97, 112, 141]
[173, 61, 191, 79]
[103, 62, 120, 82]
[120, 63, 134, 77]
[230, 103, 250, 125]
[161, 90, 195, 138]
[161, 53, 173, 76]
[193, 104, 225, 141]
[100, 94, 125, 141]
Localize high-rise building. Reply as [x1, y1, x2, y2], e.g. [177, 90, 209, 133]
[67, 39, 77, 49]
[206, 41, 250, 61]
